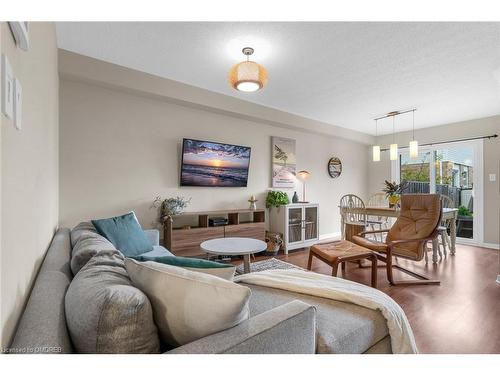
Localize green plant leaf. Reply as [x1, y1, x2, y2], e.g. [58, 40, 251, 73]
[265, 191, 290, 208]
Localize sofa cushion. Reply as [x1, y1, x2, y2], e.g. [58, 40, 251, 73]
[245, 283, 389, 354]
[65, 250, 160, 353]
[92, 212, 152, 257]
[130, 255, 236, 280]
[70, 221, 98, 248]
[125, 258, 251, 347]
[70, 231, 116, 275]
[10, 229, 74, 354]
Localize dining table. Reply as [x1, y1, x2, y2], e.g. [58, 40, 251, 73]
[340, 206, 459, 263]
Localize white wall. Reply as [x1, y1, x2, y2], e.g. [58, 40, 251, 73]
[368, 115, 500, 246]
[0, 22, 59, 347]
[59, 77, 369, 238]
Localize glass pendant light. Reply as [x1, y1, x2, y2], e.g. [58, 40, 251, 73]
[389, 115, 398, 161]
[372, 119, 381, 162]
[409, 110, 419, 159]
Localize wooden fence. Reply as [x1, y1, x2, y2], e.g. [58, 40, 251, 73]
[404, 181, 461, 207]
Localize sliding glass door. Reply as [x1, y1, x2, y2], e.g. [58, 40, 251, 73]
[393, 140, 483, 243]
[400, 149, 432, 193]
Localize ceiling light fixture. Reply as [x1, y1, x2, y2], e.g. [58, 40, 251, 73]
[372, 108, 417, 161]
[409, 110, 419, 159]
[228, 47, 268, 92]
[373, 119, 381, 162]
[390, 114, 398, 161]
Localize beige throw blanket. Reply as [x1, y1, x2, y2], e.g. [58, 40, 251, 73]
[235, 269, 417, 354]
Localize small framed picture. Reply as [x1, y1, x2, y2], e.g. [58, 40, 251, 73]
[8, 22, 29, 51]
[327, 157, 342, 178]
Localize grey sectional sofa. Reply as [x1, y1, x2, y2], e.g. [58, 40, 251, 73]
[10, 227, 392, 354]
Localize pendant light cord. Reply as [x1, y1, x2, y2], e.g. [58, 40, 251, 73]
[412, 110, 415, 141]
[392, 115, 395, 143]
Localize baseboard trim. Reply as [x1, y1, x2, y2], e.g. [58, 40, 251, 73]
[319, 232, 341, 241]
[478, 242, 500, 250]
[454, 238, 499, 249]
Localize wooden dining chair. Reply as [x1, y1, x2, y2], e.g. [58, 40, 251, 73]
[367, 192, 390, 241]
[424, 194, 453, 263]
[352, 194, 442, 285]
[367, 192, 388, 207]
[339, 194, 386, 242]
[434, 195, 454, 259]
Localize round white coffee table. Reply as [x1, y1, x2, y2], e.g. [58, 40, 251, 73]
[200, 237, 267, 274]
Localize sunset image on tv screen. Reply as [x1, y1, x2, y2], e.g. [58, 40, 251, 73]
[180, 139, 251, 187]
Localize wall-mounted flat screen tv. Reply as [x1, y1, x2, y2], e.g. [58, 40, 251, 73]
[180, 138, 251, 187]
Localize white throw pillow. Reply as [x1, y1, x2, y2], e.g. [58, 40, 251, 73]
[182, 266, 236, 281]
[124, 258, 251, 347]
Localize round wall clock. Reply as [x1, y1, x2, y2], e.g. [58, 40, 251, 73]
[327, 157, 342, 178]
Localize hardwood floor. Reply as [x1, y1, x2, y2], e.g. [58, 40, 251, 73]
[250, 244, 500, 354]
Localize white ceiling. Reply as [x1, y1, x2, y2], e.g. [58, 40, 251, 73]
[56, 22, 500, 135]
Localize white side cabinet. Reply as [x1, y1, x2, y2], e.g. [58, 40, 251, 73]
[269, 203, 319, 254]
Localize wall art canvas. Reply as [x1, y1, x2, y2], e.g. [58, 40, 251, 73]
[272, 136, 296, 188]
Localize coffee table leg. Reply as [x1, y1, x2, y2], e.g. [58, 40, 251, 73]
[243, 254, 251, 274]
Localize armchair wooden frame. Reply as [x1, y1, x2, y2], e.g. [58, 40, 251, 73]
[358, 228, 441, 286]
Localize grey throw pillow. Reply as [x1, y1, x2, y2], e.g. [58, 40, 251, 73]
[70, 222, 98, 247]
[70, 231, 116, 275]
[65, 250, 160, 353]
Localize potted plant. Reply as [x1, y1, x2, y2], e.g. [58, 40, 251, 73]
[382, 180, 408, 208]
[265, 190, 290, 209]
[457, 205, 473, 237]
[153, 196, 191, 224]
[265, 232, 284, 256]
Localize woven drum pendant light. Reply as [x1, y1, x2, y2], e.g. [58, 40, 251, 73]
[228, 47, 268, 92]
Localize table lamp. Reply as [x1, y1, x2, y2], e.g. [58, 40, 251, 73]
[296, 170, 311, 203]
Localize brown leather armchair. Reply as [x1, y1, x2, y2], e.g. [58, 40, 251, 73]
[352, 194, 442, 285]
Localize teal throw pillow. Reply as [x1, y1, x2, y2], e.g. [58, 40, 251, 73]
[92, 212, 152, 257]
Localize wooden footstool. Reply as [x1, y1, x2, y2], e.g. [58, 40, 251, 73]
[307, 240, 378, 288]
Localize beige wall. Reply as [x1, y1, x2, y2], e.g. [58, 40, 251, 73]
[59, 77, 369, 238]
[58, 50, 373, 145]
[368, 115, 500, 245]
[0, 22, 59, 347]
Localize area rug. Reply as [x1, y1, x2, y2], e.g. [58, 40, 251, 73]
[235, 258, 304, 275]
